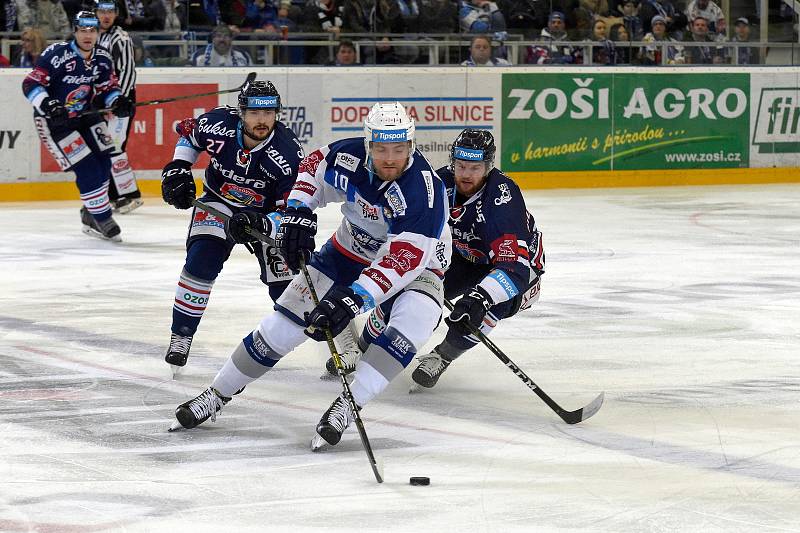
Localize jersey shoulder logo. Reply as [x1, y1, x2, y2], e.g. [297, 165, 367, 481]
[299, 149, 324, 175]
[494, 183, 513, 206]
[335, 152, 360, 172]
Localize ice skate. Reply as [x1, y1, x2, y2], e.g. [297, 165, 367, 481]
[410, 349, 451, 390]
[169, 387, 231, 431]
[80, 207, 122, 242]
[322, 349, 361, 379]
[113, 196, 144, 214]
[164, 332, 193, 378]
[312, 394, 357, 449]
[321, 323, 361, 379]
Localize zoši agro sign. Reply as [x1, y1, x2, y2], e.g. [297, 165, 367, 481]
[501, 73, 750, 172]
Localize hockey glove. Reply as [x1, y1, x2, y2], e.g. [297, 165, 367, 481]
[276, 205, 317, 271]
[111, 95, 134, 117]
[161, 159, 196, 209]
[445, 286, 493, 337]
[304, 286, 363, 341]
[228, 211, 268, 244]
[41, 98, 68, 129]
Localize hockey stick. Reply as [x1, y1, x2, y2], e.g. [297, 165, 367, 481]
[77, 72, 257, 117]
[444, 300, 604, 425]
[195, 199, 384, 482]
[300, 259, 384, 484]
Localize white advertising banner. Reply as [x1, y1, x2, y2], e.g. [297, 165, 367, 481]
[0, 67, 501, 185]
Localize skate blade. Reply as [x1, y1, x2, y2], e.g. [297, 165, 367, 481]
[116, 199, 144, 214]
[310, 434, 329, 452]
[167, 419, 184, 432]
[408, 383, 425, 394]
[170, 364, 183, 379]
[81, 225, 122, 243]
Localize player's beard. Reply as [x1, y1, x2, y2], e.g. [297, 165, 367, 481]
[243, 123, 272, 143]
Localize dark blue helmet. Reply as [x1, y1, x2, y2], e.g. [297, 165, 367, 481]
[450, 128, 496, 173]
[74, 10, 100, 30]
[238, 80, 281, 116]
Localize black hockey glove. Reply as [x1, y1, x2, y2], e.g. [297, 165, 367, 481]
[111, 95, 134, 117]
[304, 286, 364, 341]
[276, 205, 317, 272]
[228, 211, 268, 244]
[445, 286, 493, 337]
[41, 97, 68, 129]
[161, 159, 195, 209]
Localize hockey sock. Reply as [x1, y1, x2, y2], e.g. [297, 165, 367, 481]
[350, 326, 417, 406]
[441, 311, 500, 360]
[172, 269, 215, 335]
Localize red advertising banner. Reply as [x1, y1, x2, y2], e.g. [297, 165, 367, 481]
[41, 83, 219, 173]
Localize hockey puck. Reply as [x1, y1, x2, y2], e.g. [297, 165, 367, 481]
[409, 476, 430, 486]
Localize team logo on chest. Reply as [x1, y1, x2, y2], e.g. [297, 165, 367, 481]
[236, 149, 251, 169]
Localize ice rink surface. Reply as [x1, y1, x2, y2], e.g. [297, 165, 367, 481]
[1, 184, 799, 533]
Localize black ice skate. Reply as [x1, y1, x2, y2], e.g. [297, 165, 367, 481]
[80, 207, 122, 242]
[169, 387, 231, 431]
[311, 394, 357, 450]
[113, 196, 144, 214]
[411, 349, 451, 390]
[165, 332, 193, 377]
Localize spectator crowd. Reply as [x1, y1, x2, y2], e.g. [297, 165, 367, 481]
[0, 0, 790, 66]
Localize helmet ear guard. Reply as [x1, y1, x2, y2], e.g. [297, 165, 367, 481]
[450, 128, 496, 174]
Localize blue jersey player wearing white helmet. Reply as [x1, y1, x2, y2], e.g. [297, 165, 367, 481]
[320, 128, 545, 391]
[171, 102, 452, 450]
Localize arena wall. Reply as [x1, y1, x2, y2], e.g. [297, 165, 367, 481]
[1, 66, 798, 201]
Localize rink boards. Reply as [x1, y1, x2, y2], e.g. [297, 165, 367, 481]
[1, 65, 799, 201]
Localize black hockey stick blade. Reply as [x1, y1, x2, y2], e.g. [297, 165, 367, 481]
[556, 391, 604, 424]
[444, 300, 603, 424]
[192, 199, 270, 244]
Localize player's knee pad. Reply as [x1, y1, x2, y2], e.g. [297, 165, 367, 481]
[185, 238, 231, 281]
[232, 329, 282, 378]
[386, 288, 442, 352]
[256, 310, 308, 357]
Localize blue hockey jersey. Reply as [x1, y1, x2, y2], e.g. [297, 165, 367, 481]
[22, 40, 121, 118]
[438, 166, 544, 305]
[289, 137, 451, 311]
[173, 106, 304, 221]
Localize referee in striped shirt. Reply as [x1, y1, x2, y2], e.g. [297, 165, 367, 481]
[96, 0, 143, 213]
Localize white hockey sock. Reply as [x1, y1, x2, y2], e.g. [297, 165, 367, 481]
[212, 357, 254, 398]
[349, 360, 390, 407]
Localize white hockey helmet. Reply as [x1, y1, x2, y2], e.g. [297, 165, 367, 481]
[363, 102, 415, 164]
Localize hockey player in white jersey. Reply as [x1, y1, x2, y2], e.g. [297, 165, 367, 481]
[171, 102, 452, 448]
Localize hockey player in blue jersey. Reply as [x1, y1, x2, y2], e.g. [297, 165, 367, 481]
[410, 129, 545, 388]
[321, 128, 545, 388]
[160, 80, 303, 375]
[22, 10, 134, 242]
[171, 102, 452, 449]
